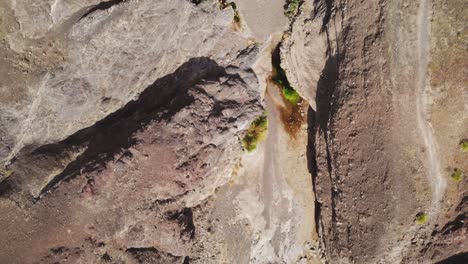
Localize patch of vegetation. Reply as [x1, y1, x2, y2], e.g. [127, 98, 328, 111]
[233, 10, 240, 24]
[0, 167, 13, 181]
[282, 85, 301, 105]
[271, 44, 301, 105]
[241, 114, 268, 152]
[284, 0, 301, 18]
[460, 139, 468, 152]
[270, 45, 305, 138]
[415, 212, 428, 224]
[273, 62, 301, 105]
[451, 168, 463, 182]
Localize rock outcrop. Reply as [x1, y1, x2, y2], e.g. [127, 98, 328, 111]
[0, 1, 268, 262]
[1, 0, 466, 263]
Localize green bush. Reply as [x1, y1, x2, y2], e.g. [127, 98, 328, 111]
[415, 212, 428, 224]
[233, 11, 240, 23]
[242, 114, 268, 152]
[451, 168, 463, 182]
[281, 85, 301, 105]
[229, 1, 237, 9]
[273, 63, 301, 105]
[230, 2, 240, 24]
[285, 0, 300, 18]
[460, 139, 468, 152]
[0, 167, 13, 181]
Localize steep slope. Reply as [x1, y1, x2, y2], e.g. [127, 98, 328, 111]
[0, 0, 466, 263]
[281, 0, 466, 263]
[0, 0, 320, 263]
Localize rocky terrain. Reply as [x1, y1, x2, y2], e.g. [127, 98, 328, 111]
[0, 0, 466, 263]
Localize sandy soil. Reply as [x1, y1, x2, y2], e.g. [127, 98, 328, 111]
[415, 0, 446, 216]
[204, 30, 321, 263]
[236, 0, 289, 41]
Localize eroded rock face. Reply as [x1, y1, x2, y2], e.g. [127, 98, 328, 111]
[280, 0, 340, 111]
[1, 0, 246, 164]
[0, 0, 269, 262]
[403, 197, 467, 263]
[297, 0, 468, 263]
[1, 0, 466, 263]
[1, 55, 263, 262]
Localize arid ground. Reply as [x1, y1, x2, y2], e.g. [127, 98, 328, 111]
[0, 0, 466, 263]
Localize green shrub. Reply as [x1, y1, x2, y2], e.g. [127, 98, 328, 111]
[460, 139, 468, 152]
[281, 85, 301, 105]
[451, 168, 463, 182]
[285, 0, 300, 18]
[273, 63, 301, 105]
[0, 167, 13, 181]
[415, 212, 428, 224]
[230, 2, 240, 24]
[233, 11, 240, 23]
[242, 114, 268, 152]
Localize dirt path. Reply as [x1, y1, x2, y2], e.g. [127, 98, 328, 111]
[261, 85, 280, 228]
[384, 1, 447, 261]
[208, 34, 319, 262]
[415, 0, 446, 216]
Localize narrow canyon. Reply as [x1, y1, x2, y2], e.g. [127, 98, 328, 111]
[0, 0, 466, 263]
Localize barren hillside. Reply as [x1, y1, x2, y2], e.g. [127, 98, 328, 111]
[0, 0, 466, 263]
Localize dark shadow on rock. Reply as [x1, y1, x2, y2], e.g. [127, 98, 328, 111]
[127, 247, 183, 263]
[312, 0, 342, 58]
[166, 208, 196, 241]
[306, 106, 321, 238]
[80, 0, 128, 19]
[315, 55, 338, 133]
[5, 57, 232, 200]
[436, 252, 468, 264]
[312, 0, 335, 33]
[0, 180, 13, 197]
[312, 53, 339, 205]
[441, 196, 468, 236]
[306, 51, 339, 261]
